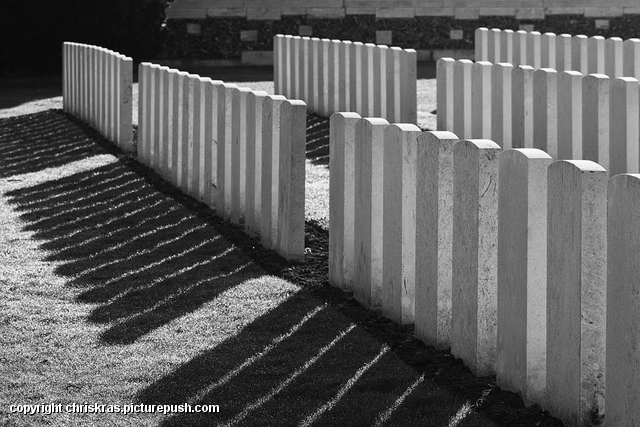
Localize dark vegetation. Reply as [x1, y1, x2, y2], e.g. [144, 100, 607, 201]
[161, 13, 640, 59]
[0, 0, 172, 75]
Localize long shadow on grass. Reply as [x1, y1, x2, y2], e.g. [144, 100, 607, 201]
[0, 110, 119, 178]
[6, 158, 268, 345]
[3, 112, 271, 345]
[136, 292, 480, 427]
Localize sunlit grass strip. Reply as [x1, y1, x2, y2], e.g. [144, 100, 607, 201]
[12, 170, 126, 207]
[22, 177, 141, 212]
[447, 401, 473, 427]
[99, 239, 229, 302]
[222, 324, 357, 427]
[30, 182, 148, 224]
[79, 223, 207, 276]
[372, 374, 425, 427]
[187, 304, 326, 405]
[42, 191, 161, 233]
[111, 261, 252, 328]
[299, 345, 390, 427]
[446, 385, 494, 427]
[54, 205, 182, 254]
[62, 197, 168, 239]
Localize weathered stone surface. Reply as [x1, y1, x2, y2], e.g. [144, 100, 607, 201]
[555, 34, 572, 73]
[497, 148, 553, 406]
[415, 130, 459, 349]
[572, 35, 589, 74]
[453, 59, 473, 139]
[609, 77, 640, 175]
[382, 124, 422, 325]
[354, 118, 389, 309]
[491, 63, 513, 149]
[605, 37, 623, 78]
[606, 173, 640, 426]
[277, 99, 307, 262]
[557, 71, 583, 160]
[329, 112, 361, 290]
[512, 65, 534, 148]
[471, 61, 491, 139]
[436, 58, 455, 132]
[532, 68, 557, 158]
[451, 139, 501, 376]
[547, 160, 607, 427]
[582, 74, 610, 170]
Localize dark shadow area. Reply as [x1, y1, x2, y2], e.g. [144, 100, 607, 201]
[306, 114, 330, 166]
[6, 159, 265, 345]
[137, 292, 484, 427]
[0, 77, 62, 110]
[3, 111, 562, 427]
[0, 110, 120, 178]
[152, 63, 275, 83]
[417, 61, 437, 80]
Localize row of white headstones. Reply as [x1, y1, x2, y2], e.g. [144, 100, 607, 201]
[274, 34, 417, 124]
[136, 62, 307, 262]
[474, 27, 640, 78]
[329, 28, 640, 427]
[62, 44, 308, 262]
[329, 113, 640, 427]
[62, 42, 133, 152]
[437, 57, 640, 177]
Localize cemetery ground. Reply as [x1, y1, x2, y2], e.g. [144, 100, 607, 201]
[1, 72, 560, 426]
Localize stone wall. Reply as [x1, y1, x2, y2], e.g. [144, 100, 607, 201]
[167, 0, 640, 20]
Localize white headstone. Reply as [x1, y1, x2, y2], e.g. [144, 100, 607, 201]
[354, 117, 389, 309]
[497, 148, 553, 405]
[557, 71, 583, 160]
[572, 35, 589, 74]
[533, 68, 558, 158]
[555, 34, 572, 73]
[582, 74, 610, 170]
[588, 35, 606, 74]
[471, 61, 492, 139]
[606, 173, 640, 426]
[546, 160, 607, 427]
[512, 65, 535, 148]
[609, 77, 640, 175]
[451, 139, 501, 376]
[415, 130, 459, 349]
[453, 59, 473, 139]
[277, 99, 307, 262]
[541, 33, 556, 69]
[436, 58, 455, 132]
[491, 63, 514, 149]
[605, 37, 623, 78]
[329, 112, 361, 289]
[623, 38, 640, 80]
[382, 124, 422, 325]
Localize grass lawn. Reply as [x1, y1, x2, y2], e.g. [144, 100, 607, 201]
[0, 73, 561, 427]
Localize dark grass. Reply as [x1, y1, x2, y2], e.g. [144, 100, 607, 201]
[0, 110, 563, 426]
